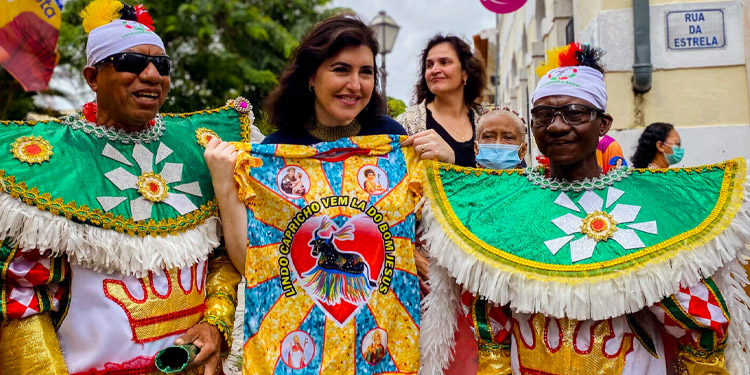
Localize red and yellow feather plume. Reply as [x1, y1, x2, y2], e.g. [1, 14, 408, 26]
[535, 43, 583, 78]
[536, 42, 606, 78]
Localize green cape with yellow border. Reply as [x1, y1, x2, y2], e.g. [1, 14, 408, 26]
[418, 159, 750, 375]
[0, 98, 254, 275]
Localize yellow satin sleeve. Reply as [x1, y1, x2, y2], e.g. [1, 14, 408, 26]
[201, 251, 242, 353]
[676, 349, 728, 375]
[477, 344, 512, 375]
[0, 313, 67, 374]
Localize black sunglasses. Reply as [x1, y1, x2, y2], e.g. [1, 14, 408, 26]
[530, 104, 602, 127]
[95, 52, 172, 76]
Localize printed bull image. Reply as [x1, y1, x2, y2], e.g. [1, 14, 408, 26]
[302, 216, 378, 305]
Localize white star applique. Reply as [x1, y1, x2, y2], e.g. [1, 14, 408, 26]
[97, 142, 203, 221]
[544, 187, 657, 263]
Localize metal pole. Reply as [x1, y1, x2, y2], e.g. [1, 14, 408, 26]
[381, 52, 387, 99]
[495, 13, 500, 105]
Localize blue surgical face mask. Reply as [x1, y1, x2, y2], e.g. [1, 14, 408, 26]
[664, 143, 684, 165]
[476, 143, 521, 170]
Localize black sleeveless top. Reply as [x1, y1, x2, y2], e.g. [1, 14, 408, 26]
[425, 108, 476, 167]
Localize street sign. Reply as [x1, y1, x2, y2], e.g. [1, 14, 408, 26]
[666, 9, 725, 50]
[479, 0, 527, 14]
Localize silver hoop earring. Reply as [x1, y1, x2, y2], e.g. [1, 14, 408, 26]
[463, 78, 467, 86]
[309, 84, 314, 92]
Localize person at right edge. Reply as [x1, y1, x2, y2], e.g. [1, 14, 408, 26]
[418, 42, 750, 375]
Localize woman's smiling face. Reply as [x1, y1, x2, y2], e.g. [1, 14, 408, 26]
[309, 45, 375, 127]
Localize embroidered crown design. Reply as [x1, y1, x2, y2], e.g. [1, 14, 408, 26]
[511, 314, 634, 375]
[103, 264, 206, 343]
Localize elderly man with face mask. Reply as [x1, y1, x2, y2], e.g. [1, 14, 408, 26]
[474, 108, 528, 170]
[0, 1, 259, 374]
[418, 43, 750, 375]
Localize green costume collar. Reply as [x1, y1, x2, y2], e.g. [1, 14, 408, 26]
[420, 159, 750, 321]
[60, 113, 166, 144]
[0, 98, 254, 275]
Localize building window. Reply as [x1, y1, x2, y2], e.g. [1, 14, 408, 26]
[565, 18, 575, 44]
[535, 0, 546, 39]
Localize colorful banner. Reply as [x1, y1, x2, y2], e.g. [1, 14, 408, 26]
[236, 135, 422, 375]
[0, 0, 63, 91]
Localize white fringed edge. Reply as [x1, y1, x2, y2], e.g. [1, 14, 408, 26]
[419, 261, 461, 375]
[0, 192, 220, 276]
[420, 161, 750, 321]
[714, 259, 750, 375]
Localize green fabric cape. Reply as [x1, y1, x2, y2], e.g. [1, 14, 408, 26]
[0, 100, 252, 275]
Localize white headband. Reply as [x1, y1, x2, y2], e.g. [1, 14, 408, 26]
[86, 20, 166, 66]
[532, 66, 607, 111]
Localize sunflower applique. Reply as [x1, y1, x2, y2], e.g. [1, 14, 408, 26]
[11, 136, 53, 164]
[97, 142, 203, 221]
[545, 187, 658, 263]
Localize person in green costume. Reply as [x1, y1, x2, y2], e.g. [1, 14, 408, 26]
[0, 1, 260, 374]
[419, 43, 750, 375]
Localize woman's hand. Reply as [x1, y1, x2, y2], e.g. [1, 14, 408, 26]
[204, 137, 238, 194]
[402, 129, 456, 164]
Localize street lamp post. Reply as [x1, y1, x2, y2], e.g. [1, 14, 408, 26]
[369, 11, 399, 99]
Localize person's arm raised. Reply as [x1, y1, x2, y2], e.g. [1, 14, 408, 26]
[204, 138, 248, 272]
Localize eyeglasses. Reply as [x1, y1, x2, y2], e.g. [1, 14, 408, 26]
[530, 104, 602, 127]
[94, 52, 172, 76]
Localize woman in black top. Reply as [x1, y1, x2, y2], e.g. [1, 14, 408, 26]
[397, 34, 486, 167]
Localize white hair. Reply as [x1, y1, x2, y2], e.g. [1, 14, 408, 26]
[476, 109, 526, 138]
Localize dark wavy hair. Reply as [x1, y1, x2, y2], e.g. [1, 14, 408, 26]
[631, 122, 675, 168]
[414, 35, 486, 109]
[264, 14, 385, 134]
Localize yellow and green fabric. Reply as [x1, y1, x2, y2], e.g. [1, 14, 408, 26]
[235, 135, 422, 375]
[419, 160, 750, 375]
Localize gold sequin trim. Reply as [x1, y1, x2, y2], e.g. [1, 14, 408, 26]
[161, 103, 252, 142]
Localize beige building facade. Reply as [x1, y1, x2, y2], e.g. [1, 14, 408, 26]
[489, 0, 750, 166]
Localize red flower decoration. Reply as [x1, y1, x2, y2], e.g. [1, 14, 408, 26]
[82, 101, 155, 126]
[536, 155, 550, 168]
[134, 5, 155, 31]
[82, 101, 97, 123]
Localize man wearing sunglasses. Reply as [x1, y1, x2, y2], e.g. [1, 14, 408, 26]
[82, 20, 172, 133]
[0, 2, 257, 374]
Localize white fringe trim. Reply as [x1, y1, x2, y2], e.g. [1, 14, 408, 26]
[714, 259, 750, 375]
[418, 261, 461, 375]
[0, 192, 220, 276]
[421, 162, 750, 321]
